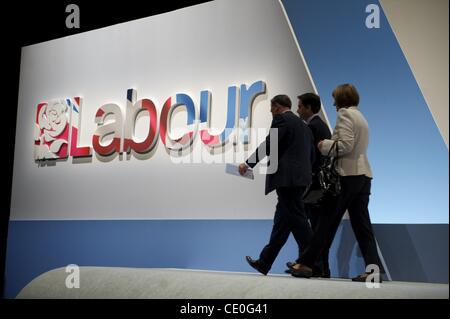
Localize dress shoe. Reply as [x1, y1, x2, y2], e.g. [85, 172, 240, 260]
[321, 268, 331, 279]
[290, 264, 313, 278]
[352, 272, 383, 283]
[286, 261, 297, 269]
[311, 267, 325, 278]
[245, 256, 268, 275]
[285, 261, 298, 274]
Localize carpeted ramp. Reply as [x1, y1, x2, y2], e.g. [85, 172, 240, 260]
[16, 267, 449, 299]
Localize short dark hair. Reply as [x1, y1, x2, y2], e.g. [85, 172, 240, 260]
[297, 93, 321, 114]
[332, 84, 360, 108]
[271, 95, 292, 109]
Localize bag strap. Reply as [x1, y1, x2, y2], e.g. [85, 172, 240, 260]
[327, 140, 339, 169]
[326, 140, 337, 157]
[335, 140, 339, 161]
[326, 140, 340, 158]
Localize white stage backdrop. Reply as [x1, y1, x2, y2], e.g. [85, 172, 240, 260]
[11, 0, 322, 220]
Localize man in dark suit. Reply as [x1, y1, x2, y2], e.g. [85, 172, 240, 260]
[238, 94, 315, 275]
[285, 93, 332, 277]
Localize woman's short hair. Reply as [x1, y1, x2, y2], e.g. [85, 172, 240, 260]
[332, 84, 360, 108]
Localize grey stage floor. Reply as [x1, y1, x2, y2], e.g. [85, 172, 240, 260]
[17, 267, 449, 299]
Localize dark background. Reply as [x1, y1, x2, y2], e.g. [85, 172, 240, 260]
[0, 0, 210, 300]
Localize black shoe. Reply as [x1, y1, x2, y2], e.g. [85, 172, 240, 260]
[351, 272, 383, 283]
[290, 264, 313, 278]
[286, 261, 297, 269]
[321, 269, 331, 278]
[312, 268, 324, 278]
[245, 256, 268, 275]
[285, 261, 298, 274]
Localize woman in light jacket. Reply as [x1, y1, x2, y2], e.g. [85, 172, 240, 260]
[291, 83, 382, 282]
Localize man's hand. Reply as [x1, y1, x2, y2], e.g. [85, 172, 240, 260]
[239, 163, 249, 175]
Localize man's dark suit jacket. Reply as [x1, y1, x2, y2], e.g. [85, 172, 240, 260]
[308, 115, 332, 173]
[246, 111, 315, 195]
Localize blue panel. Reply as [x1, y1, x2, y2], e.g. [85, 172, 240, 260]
[4, 220, 366, 298]
[282, 0, 448, 223]
[6, 220, 448, 298]
[373, 224, 449, 283]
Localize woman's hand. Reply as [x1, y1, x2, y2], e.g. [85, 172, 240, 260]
[317, 140, 323, 150]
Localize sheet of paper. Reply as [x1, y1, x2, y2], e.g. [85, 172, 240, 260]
[225, 163, 254, 180]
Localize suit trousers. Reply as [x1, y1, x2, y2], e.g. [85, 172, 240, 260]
[299, 203, 330, 273]
[259, 186, 313, 271]
[299, 175, 382, 271]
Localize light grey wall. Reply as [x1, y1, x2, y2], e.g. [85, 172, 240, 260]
[11, 0, 319, 220]
[381, 0, 449, 148]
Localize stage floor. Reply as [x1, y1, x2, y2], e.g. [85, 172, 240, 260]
[16, 267, 449, 299]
